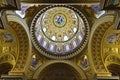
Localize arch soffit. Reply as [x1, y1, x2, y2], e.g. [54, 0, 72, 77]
[6, 12, 32, 75]
[88, 14, 114, 73]
[33, 60, 87, 79]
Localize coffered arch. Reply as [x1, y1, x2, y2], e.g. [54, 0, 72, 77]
[6, 12, 32, 75]
[33, 60, 87, 80]
[88, 14, 115, 76]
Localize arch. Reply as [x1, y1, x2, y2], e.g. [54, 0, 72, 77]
[107, 64, 120, 76]
[6, 12, 32, 75]
[0, 53, 15, 65]
[105, 54, 120, 76]
[0, 53, 15, 76]
[88, 14, 114, 76]
[105, 54, 120, 67]
[33, 60, 87, 80]
[0, 63, 13, 76]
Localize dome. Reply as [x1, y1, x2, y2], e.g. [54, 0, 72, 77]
[31, 5, 89, 59]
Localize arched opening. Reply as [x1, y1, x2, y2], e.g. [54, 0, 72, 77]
[33, 61, 87, 79]
[0, 63, 13, 76]
[39, 63, 80, 80]
[107, 64, 120, 77]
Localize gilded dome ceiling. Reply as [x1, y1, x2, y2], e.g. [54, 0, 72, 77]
[31, 5, 90, 59]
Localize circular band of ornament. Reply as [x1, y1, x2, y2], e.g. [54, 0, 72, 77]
[30, 5, 90, 59]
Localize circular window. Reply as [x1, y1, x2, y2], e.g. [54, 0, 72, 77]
[31, 5, 89, 59]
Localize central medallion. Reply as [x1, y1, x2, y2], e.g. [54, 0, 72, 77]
[41, 7, 79, 42]
[54, 14, 66, 28]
